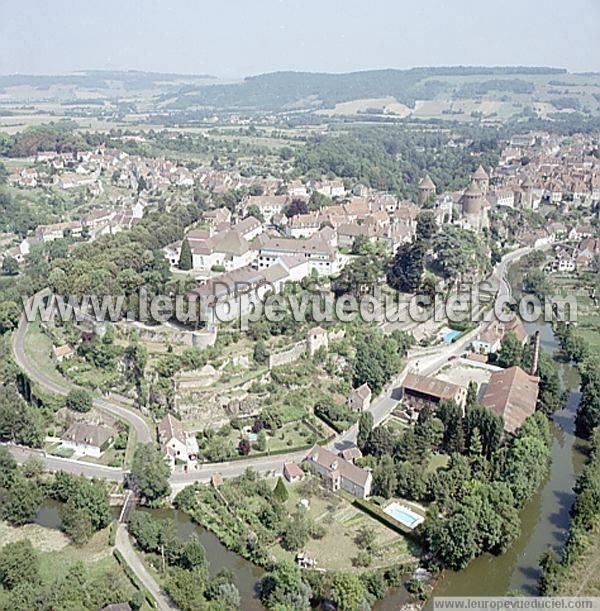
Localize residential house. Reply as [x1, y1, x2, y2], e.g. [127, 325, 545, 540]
[54, 173, 97, 190]
[257, 230, 345, 276]
[287, 180, 308, 198]
[52, 344, 75, 363]
[575, 238, 599, 271]
[81, 207, 115, 229]
[487, 188, 515, 208]
[309, 179, 345, 198]
[157, 413, 199, 467]
[286, 212, 321, 239]
[242, 195, 289, 224]
[472, 317, 528, 354]
[348, 383, 372, 412]
[304, 444, 372, 499]
[338, 445, 363, 464]
[61, 422, 115, 458]
[234, 216, 263, 241]
[569, 225, 594, 241]
[190, 229, 257, 272]
[203, 207, 231, 227]
[35, 221, 82, 242]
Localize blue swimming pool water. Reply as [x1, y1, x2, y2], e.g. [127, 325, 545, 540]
[443, 329, 461, 343]
[387, 507, 420, 527]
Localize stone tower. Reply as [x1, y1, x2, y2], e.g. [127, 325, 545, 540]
[418, 175, 436, 205]
[472, 165, 489, 195]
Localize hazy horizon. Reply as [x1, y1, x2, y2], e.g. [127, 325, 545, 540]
[1, 0, 599, 78]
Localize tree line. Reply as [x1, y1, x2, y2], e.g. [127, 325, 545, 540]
[539, 426, 600, 594]
[357, 384, 553, 570]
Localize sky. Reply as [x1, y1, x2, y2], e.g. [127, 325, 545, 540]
[1, 0, 599, 78]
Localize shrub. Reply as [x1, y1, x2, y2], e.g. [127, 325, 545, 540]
[66, 388, 93, 412]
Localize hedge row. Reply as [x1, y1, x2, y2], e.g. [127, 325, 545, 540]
[113, 549, 158, 609]
[352, 498, 422, 542]
[108, 521, 117, 546]
[197, 430, 335, 464]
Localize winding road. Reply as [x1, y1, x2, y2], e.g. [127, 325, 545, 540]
[7, 247, 528, 487]
[3, 247, 528, 611]
[12, 299, 153, 445]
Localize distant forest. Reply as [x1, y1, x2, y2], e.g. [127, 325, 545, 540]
[165, 66, 567, 111]
[0, 70, 216, 91]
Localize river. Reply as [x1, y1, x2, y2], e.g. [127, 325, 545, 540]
[430, 321, 586, 600]
[33, 324, 584, 610]
[34, 500, 264, 609]
[142, 507, 265, 610]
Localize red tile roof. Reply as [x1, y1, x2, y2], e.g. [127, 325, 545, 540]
[482, 366, 539, 434]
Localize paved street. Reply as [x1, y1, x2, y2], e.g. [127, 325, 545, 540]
[9, 246, 529, 487]
[115, 523, 176, 610]
[6, 443, 126, 481]
[13, 298, 154, 444]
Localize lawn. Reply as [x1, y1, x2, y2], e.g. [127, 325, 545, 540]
[0, 520, 70, 553]
[425, 453, 450, 473]
[384, 415, 409, 436]
[61, 357, 120, 391]
[0, 520, 156, 609]
[269, 478, 421, 572]
[0, 521, 134, 590]
[550, 275, 600, 357]
[37, 526, 120, 583]
[23, 320, 69, 387]
[25, 317, 124, 392]
[197, 418, 323, 461]
[78, 446, 126, 468]
[264, 421, 320, 452]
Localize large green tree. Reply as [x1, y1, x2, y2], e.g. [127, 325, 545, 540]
[0, 386, 44, 447]
[387, 242, 425, 293]
[425, 508, 479, 570]
[329, 572, 369, 611]
[66, 388, 93, 413]
[576, 360, 600, 438]
[464, 403, 503, 458]
[357, 410, 373, 451]
[130, 443, 171, 505]
[496, 331, 523, 369]
[372, 454, 397, 498]
[2, 474, 44, 526]
[260, 560, 312, 610]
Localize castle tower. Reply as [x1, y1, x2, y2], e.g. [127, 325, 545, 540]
[460, 180, 486, 233]
[521, 176, 534, 209]
[418, 175, 436, 205]
[472, 165, 489, 195]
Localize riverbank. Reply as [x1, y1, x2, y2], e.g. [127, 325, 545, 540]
[0, 503, 138, 610]
[430, 320, 586, 601]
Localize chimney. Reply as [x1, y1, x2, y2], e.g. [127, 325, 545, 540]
[530, 331, 540, 376]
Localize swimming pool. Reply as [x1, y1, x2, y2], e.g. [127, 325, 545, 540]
[383, 502, 425, 529]
[443, 329, 461, 343]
